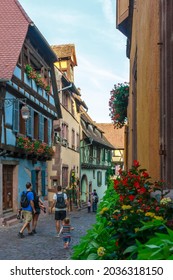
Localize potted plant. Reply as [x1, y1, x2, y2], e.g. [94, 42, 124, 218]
[109, 82, 129, 129]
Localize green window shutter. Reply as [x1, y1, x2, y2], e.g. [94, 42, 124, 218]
[39, 113, 44, 141]
[102, 148, 105, 161]
[27, 107, 34, 138]
[41, 170, 46, 196]
[108, 150, 112, 162]
[31, 170, 36, 191]
[13, 100, 19, 132]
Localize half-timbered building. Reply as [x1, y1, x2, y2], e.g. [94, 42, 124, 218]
[0, 0, 61, 224]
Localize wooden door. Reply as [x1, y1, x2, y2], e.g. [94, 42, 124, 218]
[3, 165, 13, 211]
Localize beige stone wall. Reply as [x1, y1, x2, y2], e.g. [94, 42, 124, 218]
[127, 0, 160, 181]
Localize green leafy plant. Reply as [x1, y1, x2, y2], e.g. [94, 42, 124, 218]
[71, 161, 173, 260]
[109, 82, 129, 129]
[125, 225, 173, 260]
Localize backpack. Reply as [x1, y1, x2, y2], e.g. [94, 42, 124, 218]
[55, 193, 66, 209]
[20, 191, 30, 208]
[94, 195, 98, 203]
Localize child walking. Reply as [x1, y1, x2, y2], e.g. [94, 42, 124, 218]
[62, 217, 72, 248]
[87, 200, 91, 213]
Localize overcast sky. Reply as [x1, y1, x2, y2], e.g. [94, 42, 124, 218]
[19, 0, 129, 123]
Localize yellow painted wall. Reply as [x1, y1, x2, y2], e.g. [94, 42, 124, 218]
[55, 61, 67, 69]
[128, 0, 160, 181]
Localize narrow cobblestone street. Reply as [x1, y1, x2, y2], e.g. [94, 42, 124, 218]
[0, 209, 96, 260]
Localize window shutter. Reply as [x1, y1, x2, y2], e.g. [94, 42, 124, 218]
[13, 100, 19, 132]
[31, 170, 36, 191]
[41, 170, 46, 196]
[97, 171, 102, 187]
[39, 113, 44, 141]
[48, 119, 52, 146]
[108, 150, 112, 162]
[27, 107, 34, 138]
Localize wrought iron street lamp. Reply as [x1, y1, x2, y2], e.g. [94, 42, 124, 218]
[20, 104, 30, 136]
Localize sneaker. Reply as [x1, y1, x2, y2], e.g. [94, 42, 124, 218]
[32, 229, 37, 234]
[28, 232, 34, 236]
[56, 233, 60, 238]
[18, 232, 25, 238]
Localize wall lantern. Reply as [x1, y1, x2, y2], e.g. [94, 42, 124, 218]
[21, 104, 30, 120]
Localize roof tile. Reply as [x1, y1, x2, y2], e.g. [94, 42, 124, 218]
[0, 0, 32, 80]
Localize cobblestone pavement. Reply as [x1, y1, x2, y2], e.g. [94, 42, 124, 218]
[0, 209, 96, 260]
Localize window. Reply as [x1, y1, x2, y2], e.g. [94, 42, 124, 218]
[97, 171, 102, 187]
[13, 103, 52, 145]
[61, 123, 68, 140]
[62, 166, 68, 188]
[71, 100, 74, 115]
[89, 146, 93, 163]
[102, 148, 106, 162]
[76, 133, 79, 151]
[62, 92, 68, 109]
[97, 148, 101, 164]
[72, 129, 75, 149]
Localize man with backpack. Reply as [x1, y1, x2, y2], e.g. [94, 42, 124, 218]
[18, 182, 36, 238]
[51, 185, 68, 237]
[92, 189, 99, 212]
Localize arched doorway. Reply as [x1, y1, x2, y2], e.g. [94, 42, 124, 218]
[80, 174, 88, 202]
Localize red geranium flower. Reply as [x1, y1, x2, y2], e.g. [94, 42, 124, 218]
[128, 195, 135, 201]
[137, 187, 146, 194]
[133, 160, 140, 168]
[134, 181, 140, 189]
[142, 171, 149, 178]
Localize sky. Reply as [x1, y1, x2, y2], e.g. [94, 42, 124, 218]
[18, 0, 129, 123]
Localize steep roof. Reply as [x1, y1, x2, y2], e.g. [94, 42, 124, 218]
[0, 0, 58, 81]
[0, 0, 32, 80]
[81, 111, 115, 149]
[96, 123, 125, 149]
[52, 44, 77, 66]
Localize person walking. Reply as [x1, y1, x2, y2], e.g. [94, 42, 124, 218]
[32, 190, 46, 234]
[92, 189, 99, 212]
[62, 217, 72, 249]
[87, 200, 91, 213]
[51, 185, 68, 237]
[18, 182, 36, 238]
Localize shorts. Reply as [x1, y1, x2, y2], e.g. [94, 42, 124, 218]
[55, 210, 66, 221]
[63, 236, 71, 243]
[34, 208, 40, 215]
[22, 210, 33, 223]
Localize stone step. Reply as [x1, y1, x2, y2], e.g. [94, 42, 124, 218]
[0, 212, 19, 227]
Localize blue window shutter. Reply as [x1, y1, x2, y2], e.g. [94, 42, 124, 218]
[27, 107, 34, 138]
[31, 170, 36, 191]
[41, 170, 46, 196]
[39, 113, 44, 141]
[13, 100, 19, 132]
[48, 119, 52, 146]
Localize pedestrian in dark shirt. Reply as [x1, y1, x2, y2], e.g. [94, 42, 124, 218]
[32, 190, 46, 234]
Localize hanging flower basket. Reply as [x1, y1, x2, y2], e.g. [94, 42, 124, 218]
[109, 82, 129, 129]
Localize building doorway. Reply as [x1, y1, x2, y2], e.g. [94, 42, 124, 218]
[3, 165, 13, 211]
